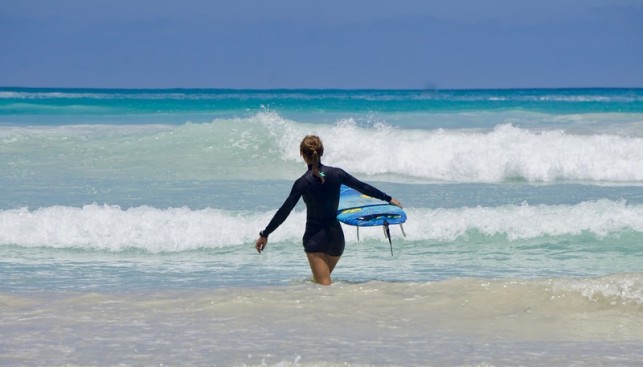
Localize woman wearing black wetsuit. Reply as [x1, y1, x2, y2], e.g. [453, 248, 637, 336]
[255, 135, 402, 285]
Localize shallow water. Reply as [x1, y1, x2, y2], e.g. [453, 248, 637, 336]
[1, 88, 642, 366]
[2, 277, 642, 366]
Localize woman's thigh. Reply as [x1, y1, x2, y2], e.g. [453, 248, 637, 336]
[306, 252, 341, 285]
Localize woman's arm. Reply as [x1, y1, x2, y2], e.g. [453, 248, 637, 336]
[342, 169, 402, 207]
[256, 178, 307, 253]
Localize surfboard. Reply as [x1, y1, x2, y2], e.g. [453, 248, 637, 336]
[337, 185, 407, 227]
[337, 185, 407, 254]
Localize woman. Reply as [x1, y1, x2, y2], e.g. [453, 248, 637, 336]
[255, 135, 402, 285]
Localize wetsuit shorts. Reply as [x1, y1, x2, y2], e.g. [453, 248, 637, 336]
[302, 220, 345, 256]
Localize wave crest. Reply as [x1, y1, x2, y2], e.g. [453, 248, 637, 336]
[306, 121, 643, 182]
[2, 112, 643, 183]
[1, 200, 642, 252]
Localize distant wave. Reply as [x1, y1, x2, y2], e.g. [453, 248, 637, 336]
[1, 200, 642, 252]
[0, 90, 270, 101]
[310, 121, 643, 182]
[265, 113, 643, 183]
[2, 87, 642, 102]
[2, 112, 643, 183]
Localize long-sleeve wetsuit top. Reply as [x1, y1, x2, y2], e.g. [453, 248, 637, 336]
[261, 163, 392, 237]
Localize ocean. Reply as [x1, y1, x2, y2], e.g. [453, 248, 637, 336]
[1, 88, 642, 366]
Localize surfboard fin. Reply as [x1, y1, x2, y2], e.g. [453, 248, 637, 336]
[383, 220, 393, 256]
[354, 221, 401, 256]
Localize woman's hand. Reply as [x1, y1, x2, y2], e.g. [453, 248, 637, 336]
[389, 198, 403, 208]
[255, 235, 268, 253]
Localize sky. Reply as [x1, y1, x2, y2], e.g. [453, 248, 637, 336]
[1, 0, 642, 89]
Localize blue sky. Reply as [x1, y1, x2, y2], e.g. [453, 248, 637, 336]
[1, 0, 641, 89]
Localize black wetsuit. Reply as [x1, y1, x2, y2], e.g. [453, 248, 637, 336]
[261, 163, 392, 256]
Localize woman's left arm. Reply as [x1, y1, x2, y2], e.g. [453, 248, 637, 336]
[342, 170, 401, 207]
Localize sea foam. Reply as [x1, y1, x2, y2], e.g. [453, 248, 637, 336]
[2, 112, 643, 183]
[1, 200, 642, 252]
[283, 119, 643, 183]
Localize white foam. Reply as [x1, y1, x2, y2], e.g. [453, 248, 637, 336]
[2, 112, 643, 183]
[550, 273, 643, 306]
[402, 199, 643, 242]
[0, 205, 305, 252]
[1, 200, 642, 252]
[276, 121, 643, 183]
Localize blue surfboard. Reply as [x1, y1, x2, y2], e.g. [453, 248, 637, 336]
[337, 185, 406, 255]
[337, 185, 407, 227]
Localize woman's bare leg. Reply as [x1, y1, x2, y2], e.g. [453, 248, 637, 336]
[306, 252, 341, 285]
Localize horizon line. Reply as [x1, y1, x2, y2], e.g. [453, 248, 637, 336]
[2, 85, 642, 92]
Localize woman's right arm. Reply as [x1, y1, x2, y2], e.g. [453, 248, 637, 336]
[256, 178, 306, 252]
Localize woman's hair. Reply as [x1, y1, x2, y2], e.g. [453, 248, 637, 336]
[300, 135, 325, 183]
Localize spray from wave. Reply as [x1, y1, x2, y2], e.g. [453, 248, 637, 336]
[1, 200, 642, 252]
[2, 111, 642, 183]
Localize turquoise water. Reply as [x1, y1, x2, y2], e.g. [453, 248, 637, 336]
[1, 88, 642, 366]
